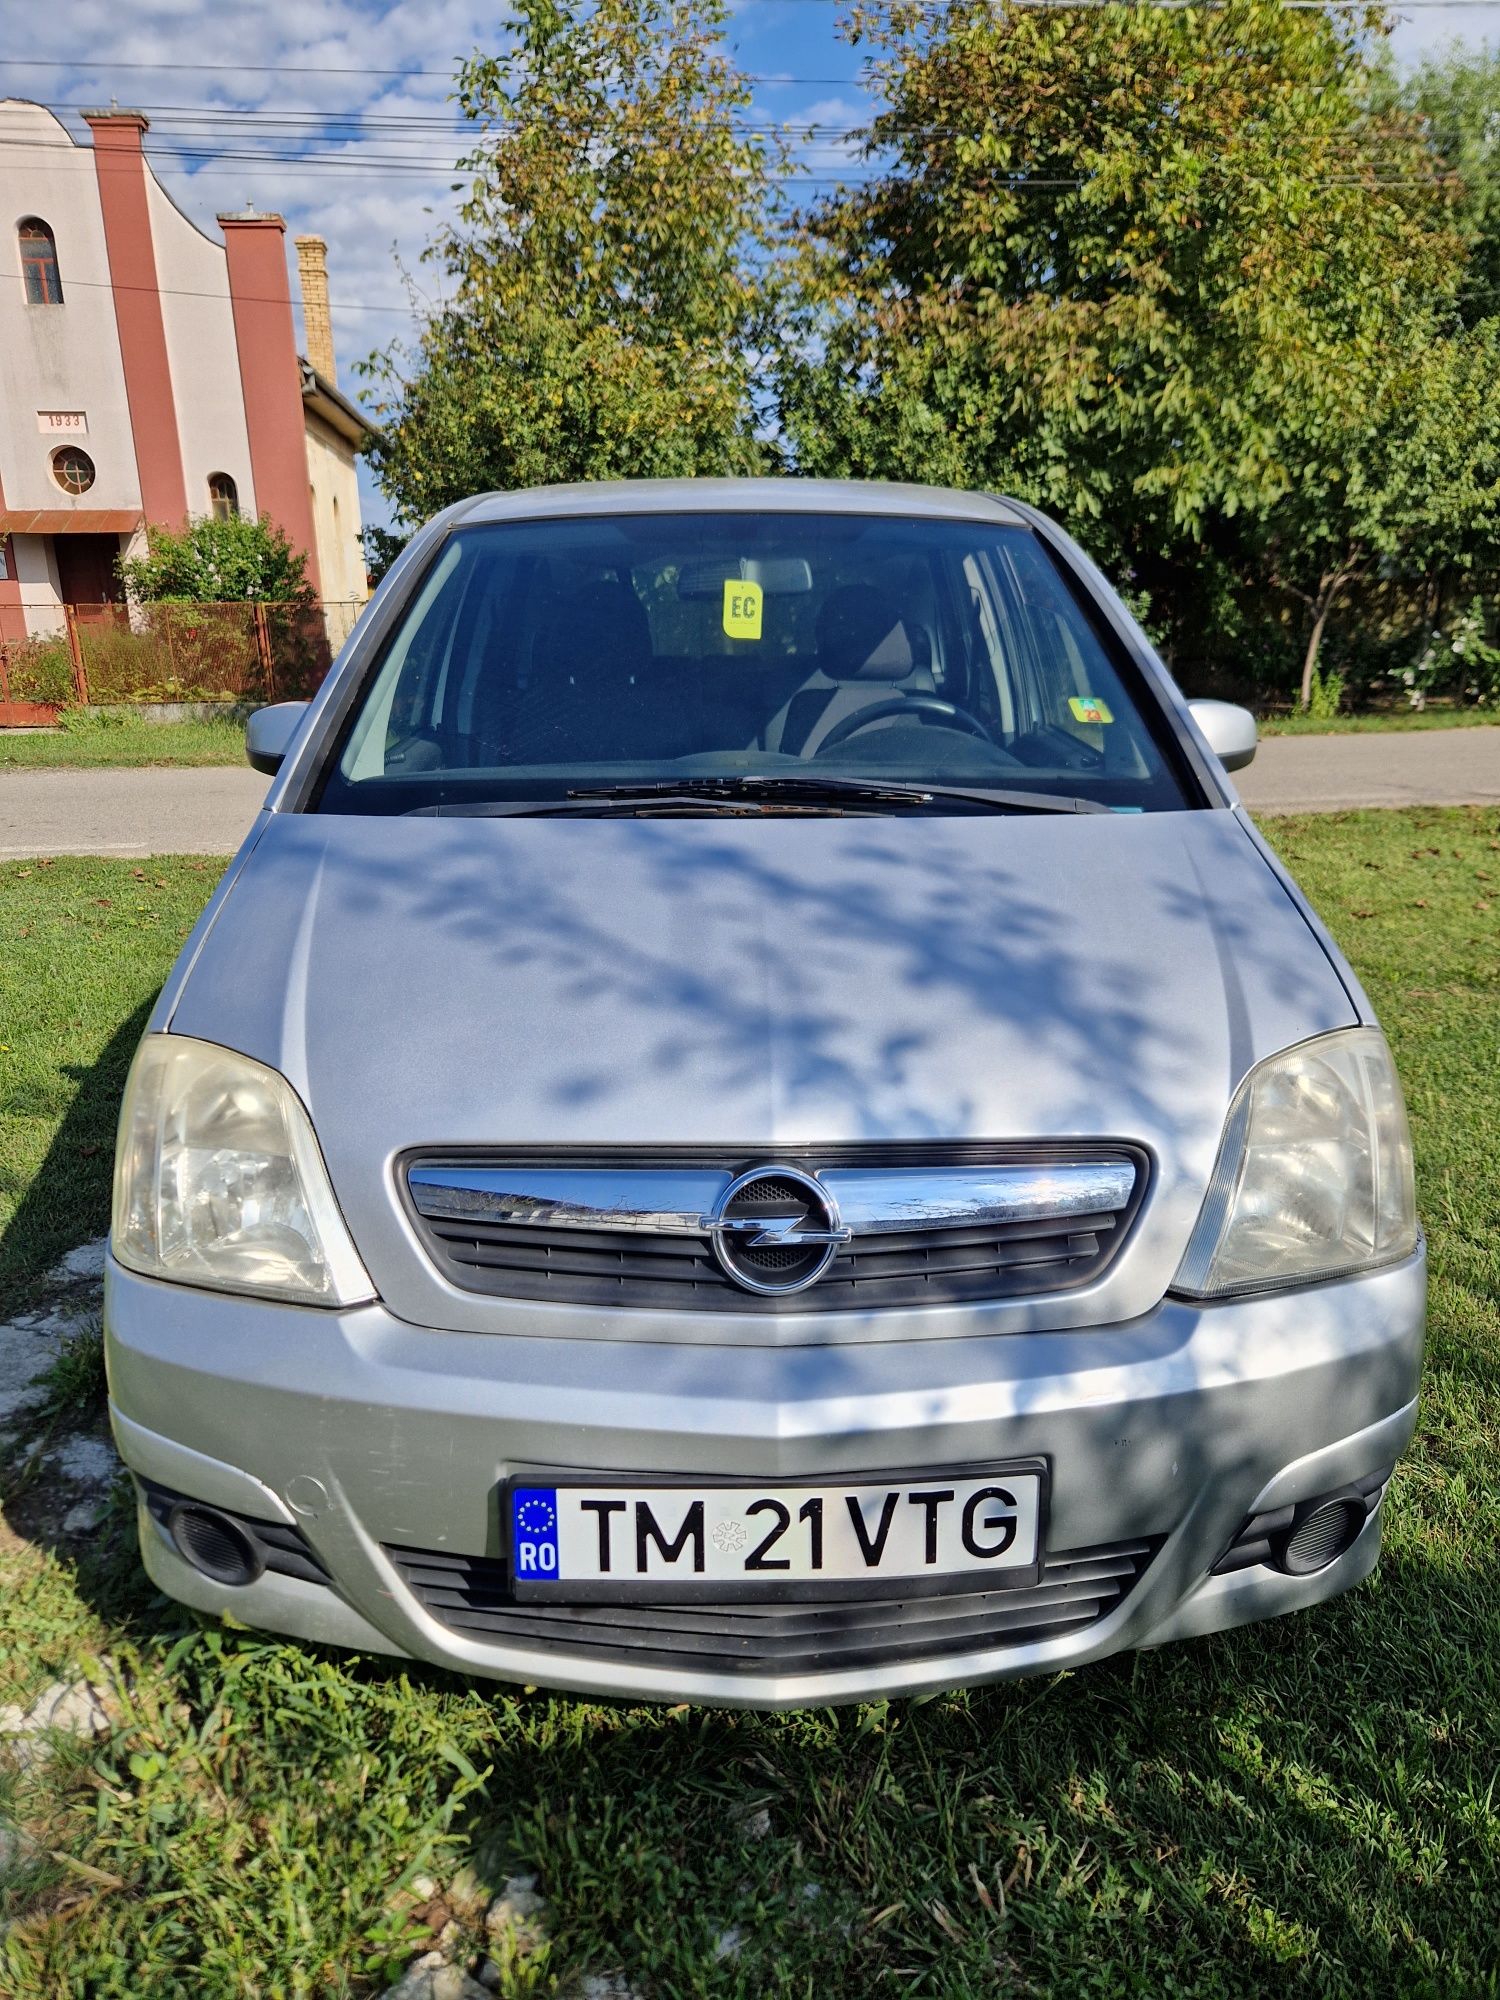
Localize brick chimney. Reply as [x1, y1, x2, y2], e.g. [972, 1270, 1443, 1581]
[294, 234, 336, 384]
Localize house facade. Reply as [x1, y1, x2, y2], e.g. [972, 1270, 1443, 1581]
[0, 100, 369, 647]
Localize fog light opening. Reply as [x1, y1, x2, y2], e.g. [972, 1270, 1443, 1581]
[167, 1502, 264, 1587]
[1271, 1493, 1367, 1577]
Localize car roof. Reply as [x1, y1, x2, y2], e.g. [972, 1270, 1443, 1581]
[452, 477, 1030, 528]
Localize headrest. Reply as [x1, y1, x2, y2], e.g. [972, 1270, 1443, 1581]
[815, 586, 925, 682]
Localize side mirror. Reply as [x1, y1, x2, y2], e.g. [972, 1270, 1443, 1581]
[245, 701, 309, 776]
[1187, 699, 1257, 773]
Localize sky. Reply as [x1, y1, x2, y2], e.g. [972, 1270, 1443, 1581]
[1, 0, 1493, 537]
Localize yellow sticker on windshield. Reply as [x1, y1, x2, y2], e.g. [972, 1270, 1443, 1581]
[722, 578, 764, 640]
[1069, 695, 1114, 725]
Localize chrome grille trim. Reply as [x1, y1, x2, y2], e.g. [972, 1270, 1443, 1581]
[408, 1166, 721, 1235]
[407, 1160, 1137, 1237]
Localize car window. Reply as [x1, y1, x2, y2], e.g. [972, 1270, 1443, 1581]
[318, 513, 1195, 813]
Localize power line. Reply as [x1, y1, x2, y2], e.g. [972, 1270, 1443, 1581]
[0, 58, 862, 85]
[0, 269, 421, 315]
[2, 263, 1461, 344]
[0, 148, 1473, 196]
[0, 109, 1466, 155]
[5, 104, 1439, 143]
[5, 111, 844, 139]
[5, 156, 1467, 189]
[0, 0, 1484, 92]
[0, 132, 1471, 189]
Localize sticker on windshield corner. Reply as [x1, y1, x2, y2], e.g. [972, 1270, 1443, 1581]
[1069, 695, 1114, 725]
[511, 1487, 562, 1579]
[722, 578, 763, 640]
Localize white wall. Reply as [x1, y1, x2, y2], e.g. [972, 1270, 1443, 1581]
[305, 409, 367, 606]
[11, 533, 66, 632]
[0, 101, 141, 517]
[147, 173, 256, 522]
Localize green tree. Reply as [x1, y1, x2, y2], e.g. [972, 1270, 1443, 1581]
[120, 515, 315, 605]
[1261, 317, 1500, 705]
[1399, 46, 1500, 323]
[780, 0, 1465, 701]
[363, 0, 783, 523]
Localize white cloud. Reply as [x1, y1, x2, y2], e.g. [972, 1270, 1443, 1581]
[1387, 3, 1500, 66]
[792, 93, 871, 179]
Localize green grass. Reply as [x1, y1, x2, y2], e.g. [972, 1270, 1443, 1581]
[0, 713, 246, 770]
[1, 815, 1497, 1998]
[31, 1322, 107, 1428]
[1257, 707, 1498, 736]
[0, 707, 1492, 767]
[0, 857, 226, 1315]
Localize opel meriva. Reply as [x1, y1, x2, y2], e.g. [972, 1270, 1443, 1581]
[106, 481, 1424, 1706]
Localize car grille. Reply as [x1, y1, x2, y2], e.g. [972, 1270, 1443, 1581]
[385, 1537, 1158, 1675]
[405, 1146, 1145, 1314]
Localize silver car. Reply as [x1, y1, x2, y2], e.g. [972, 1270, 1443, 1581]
[106, 480, 1424, 1708]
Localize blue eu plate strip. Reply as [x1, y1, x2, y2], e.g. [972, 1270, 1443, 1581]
[510, 1486, 561, 1580]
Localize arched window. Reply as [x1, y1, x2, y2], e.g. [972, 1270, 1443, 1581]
[207, 472, 239, 521]
[19, 219, 62, 305]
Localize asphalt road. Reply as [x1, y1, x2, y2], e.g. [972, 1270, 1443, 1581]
[0, 766, 269, 860]
[0, 728, 1496, 858]
[1233, 725, 1500, 815]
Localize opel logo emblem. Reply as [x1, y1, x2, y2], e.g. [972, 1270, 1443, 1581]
[701, 1165, 852, 1296]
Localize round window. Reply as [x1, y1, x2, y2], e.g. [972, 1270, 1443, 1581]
[51, 446, 95, 495]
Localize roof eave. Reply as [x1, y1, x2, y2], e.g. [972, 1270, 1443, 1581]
[300, 359, 381, 449]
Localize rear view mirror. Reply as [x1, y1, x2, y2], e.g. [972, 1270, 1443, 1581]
[1187, 699, 1257, 773]
[676, 557, 813, 600]
[246, 701, 309, 776]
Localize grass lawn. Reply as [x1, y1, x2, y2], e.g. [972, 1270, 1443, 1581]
[0, 707, 1495, 771]
[0, 858, 224, 1316]
[1, 813, 1497, 1998]
[1256, 707, 1498, 736]
[0, 714, 246, 771]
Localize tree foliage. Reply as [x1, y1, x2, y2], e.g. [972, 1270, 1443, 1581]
[1400, 44, 1500, 323]
[119, 515, 315, 606]
[780, 0, 1499, 699]
[363, 0, 1500, 707]
[363, 0, 782, 523]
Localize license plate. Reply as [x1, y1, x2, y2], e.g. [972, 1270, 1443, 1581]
[506, 1465, 1046, 1602]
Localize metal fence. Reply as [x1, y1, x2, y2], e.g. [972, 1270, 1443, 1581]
[0, 599, 367, 721]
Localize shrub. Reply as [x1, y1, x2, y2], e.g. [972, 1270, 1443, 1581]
[1306, 666, 1346, 719]
[119, 514, 315, 607]
[1, 633, 75, 707]
[1405, 600, 1500, 707]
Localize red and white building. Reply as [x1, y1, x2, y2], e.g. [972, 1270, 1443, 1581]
[0, 99, 370, 647]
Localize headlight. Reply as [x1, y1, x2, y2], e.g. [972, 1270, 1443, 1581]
[112, 1035, 375, 1306]
[1174, 1027, 1417, 1299]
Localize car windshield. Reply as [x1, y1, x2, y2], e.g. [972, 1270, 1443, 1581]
[317, 511, 1195, 814]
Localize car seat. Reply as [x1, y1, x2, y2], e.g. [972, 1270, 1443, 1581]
[762, 586, 936, 757]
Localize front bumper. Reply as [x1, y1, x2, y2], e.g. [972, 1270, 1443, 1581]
[104, 1248, 1425, 1707]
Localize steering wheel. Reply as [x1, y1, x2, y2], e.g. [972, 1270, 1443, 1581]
[815, 694, 992, 755]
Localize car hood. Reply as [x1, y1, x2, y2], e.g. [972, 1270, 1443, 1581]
[169, 807, 1356, 1336]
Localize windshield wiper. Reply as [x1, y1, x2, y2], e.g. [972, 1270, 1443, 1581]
[561, 776, 1111, 815]
[405, 776, 1112, 819]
